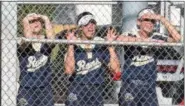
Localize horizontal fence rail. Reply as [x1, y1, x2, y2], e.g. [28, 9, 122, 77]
[17, 37, 184, 46]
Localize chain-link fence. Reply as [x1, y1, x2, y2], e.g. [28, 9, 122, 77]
[1, 1, 184, 106]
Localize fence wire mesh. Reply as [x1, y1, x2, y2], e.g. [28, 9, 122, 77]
[1, 1, 184, 106]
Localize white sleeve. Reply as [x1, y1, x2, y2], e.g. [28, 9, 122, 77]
[93, 36, 105, 41]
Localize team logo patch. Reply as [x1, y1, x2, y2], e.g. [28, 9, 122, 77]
[124, 93, 134, 101]
[67, 93, 78, 101]
[18, 98, 28, 106]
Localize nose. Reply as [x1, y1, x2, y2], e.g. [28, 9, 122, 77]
[88, 22, 96, 27]
[35, 21, 41, 24]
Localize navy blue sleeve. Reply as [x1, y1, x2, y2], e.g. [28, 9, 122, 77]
[151, 33, 168, 42]
[104, 49, 110, 64]
[40, 35, 57, 55]
[40, 43, 55, 55]
[17, 43, 35, 56]
[100, 46, 110, 64]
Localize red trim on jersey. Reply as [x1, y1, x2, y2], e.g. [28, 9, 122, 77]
[157, 65, 184, 73]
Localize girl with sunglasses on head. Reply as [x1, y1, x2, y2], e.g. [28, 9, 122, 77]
[114, 8, 181, 106]
[17, 13, 55, 106]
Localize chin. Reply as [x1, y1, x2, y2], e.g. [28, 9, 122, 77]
[35, 29, 42, 33]
[87, 36, 93, 40]
[87, 35, 94, 39]
[145, 29, 153, 34]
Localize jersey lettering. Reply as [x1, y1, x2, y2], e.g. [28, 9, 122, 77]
[131, 55, 154, 66]
[76, 58, 102, 75]
[27, 55, 48, 72]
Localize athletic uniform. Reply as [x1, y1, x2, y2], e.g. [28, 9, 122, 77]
[17, 40, 54, 106]
[65, 37, 110, 106]
[118, 30, 167, 106]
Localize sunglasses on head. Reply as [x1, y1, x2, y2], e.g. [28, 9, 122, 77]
[83, 19, 97, 27]
[29, 19, 41, 23]
[141, 18, 156, 24]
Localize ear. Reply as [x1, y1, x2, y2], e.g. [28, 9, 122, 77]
[79, 27, 82, 30]
[137, 19, 141, 26]
[136, 19, 141, 29]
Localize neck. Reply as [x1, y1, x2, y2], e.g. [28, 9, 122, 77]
[32, 34, 43, 39]
[81, 36, 88, 40]
[81, 34, 93, 40]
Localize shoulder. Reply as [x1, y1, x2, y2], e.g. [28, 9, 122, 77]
[93, 36, 105, 41]
[122, 29, 139, 37]
[150, 32, 168, 41]
[151, 32, 168, 38]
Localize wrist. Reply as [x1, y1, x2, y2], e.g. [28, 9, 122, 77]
[108, 46, 115, 51]
[160, 16, 167, 22]
[68, 44, 74, 48]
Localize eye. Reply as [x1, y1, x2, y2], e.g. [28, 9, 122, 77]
[141, 19, 156, 24]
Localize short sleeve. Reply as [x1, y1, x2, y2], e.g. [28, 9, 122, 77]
[150, 32, 168, 42]
[40, 43, 55, 55]
[100, 46, 110, 65]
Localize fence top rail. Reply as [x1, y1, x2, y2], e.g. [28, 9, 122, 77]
[15, 1, 118, 4]
[16, 37, 184, 47]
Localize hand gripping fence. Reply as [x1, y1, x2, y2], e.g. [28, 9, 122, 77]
[17, 37, 183, 47]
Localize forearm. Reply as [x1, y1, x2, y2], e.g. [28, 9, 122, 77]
[160, 17, 181, 42]
[41, 15, 54, 39]
[64, 45, 75, 75]
[117, 36, 148, 42]
[108, 47, 120, 73]
[22, 17, 32, 38]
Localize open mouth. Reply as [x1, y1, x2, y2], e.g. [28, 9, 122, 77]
[88, 29, 94, 32]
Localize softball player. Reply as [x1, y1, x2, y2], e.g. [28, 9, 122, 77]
[64, 12, 120, 106]
[115, 8, 181, 106]
[17, 13, 55, 106]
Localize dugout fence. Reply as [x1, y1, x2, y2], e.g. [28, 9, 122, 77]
[1, 1, 184, 106]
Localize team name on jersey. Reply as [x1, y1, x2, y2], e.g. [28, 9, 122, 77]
[131, 55, 154, 67]
[27, 55, 48, 72]
[76, 58, 102, 75]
